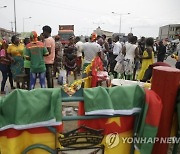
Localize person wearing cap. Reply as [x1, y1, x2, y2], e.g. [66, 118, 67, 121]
[82, 33, 101, 72]
[25, 31, 49, 89]
[42, 25, 55, 88]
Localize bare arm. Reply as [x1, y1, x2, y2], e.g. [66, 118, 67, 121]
[141, 47, 152, 59]
[122, 46, 126, 56]
[135, 47, 139, 58]
[47, 47, 51, 54]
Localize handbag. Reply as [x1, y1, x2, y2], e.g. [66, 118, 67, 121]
[114, 61, 124, 74]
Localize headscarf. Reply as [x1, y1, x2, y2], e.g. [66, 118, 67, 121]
[30, 31, 38, 42]
[91, 32, 97, 42]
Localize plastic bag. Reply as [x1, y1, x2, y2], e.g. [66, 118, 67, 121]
[58, 69, 67, 85]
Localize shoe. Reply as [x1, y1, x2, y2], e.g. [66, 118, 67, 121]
[1, 91, 5, 94]
[11, 86, 16, 90]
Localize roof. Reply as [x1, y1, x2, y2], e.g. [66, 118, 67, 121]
[160, 24, 180, 28]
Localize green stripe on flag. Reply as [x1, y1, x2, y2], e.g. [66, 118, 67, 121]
[83, 85, 145, 115]
[0, 88, 62, 130]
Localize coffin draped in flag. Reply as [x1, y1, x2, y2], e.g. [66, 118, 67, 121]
[78, 85, 162, 154]
[0, 88, 62, 154]
[84, 85, 145, 115]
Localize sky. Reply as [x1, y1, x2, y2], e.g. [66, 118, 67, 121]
[0, 0, 180, 38]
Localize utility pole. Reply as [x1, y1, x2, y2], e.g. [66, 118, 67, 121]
[130, 27, 133, 33]
[14, 0, 17, 34]
[10, 21, 14, 32]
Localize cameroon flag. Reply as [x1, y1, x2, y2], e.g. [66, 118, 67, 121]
[78, 86, 162, 154]
[0, 88, 62, 154]
[78, 85, 144, 154]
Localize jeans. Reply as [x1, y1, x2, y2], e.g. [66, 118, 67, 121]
[46, 64, 54, 88]
[30, 72, 46, 90]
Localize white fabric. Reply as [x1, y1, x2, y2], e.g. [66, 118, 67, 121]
[85, 108, 141, 116]
[113, 41, 122, 55]
[123, 43, 137, 75]
[124, 42, 137, 60]
[82, 42, 101, 63]
[0, 119, 62, 131]
[75, 41, 84, 57]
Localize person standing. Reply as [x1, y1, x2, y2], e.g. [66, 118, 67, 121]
[25, 31, 49, 90]
[23, 38, 30, 89]
[42, 25, 55, 88]
[0, 40, 15, 94]
[54, 35, 63, 77]
[137, 37, 154, 80]
[63, 36, 77, 83]
[7, 35, 24, 83]
[101, 34, 109, 71]
[107, 38, 114, 72]
[122, 36, 139, 80]
[138, 36, 146, 56]
[175, 34, 180, 69]
[157, 40, 166, 62]
[75, 36, 83, 75]
[82, 33, 101, 71]
[111, 35, 122, 78]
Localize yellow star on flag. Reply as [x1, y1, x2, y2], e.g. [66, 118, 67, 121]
[105, 117, 121, 127]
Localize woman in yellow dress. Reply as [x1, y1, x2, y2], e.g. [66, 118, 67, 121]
[7, 35, 24, 81]
[137, 37, 154, 80]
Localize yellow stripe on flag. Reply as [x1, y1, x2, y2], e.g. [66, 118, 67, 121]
[102, 131, 133, 154]
[0, 131, 56, 154]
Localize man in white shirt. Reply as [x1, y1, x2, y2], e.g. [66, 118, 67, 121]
[75, 36, 83, 75]
[110, 35, 122, 78]
[82, 33, 101, 71]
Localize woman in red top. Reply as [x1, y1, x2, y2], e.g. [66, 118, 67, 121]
[0, 40, 15, 94]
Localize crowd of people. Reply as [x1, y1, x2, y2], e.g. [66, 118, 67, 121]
[0, 25, 180, 94]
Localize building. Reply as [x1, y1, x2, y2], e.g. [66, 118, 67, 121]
[0, 27, 20, 42]
[159, 24, 180, 40]
[93, 27, 113, 39]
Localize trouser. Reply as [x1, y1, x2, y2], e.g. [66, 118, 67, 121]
[0, 64, 14, 91]
[76, 56, 82, 74]
[110, 55, 118, 78]
[46, 64, 54, 88]
[30, 72, 46, 90]
[25, 68, 30, 90]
